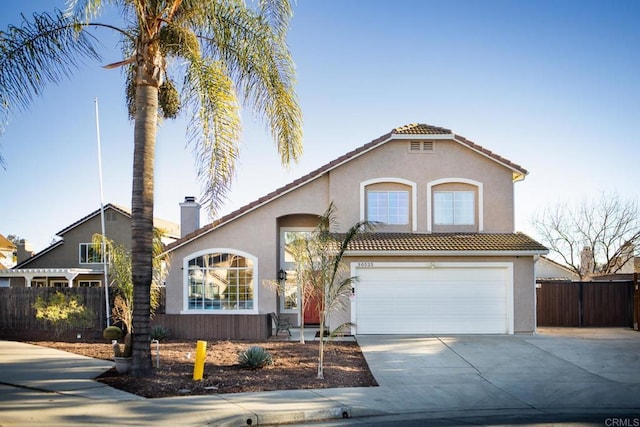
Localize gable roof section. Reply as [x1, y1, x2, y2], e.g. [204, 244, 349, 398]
[165, 123, 529, 253]
[56, 204, 131, 236]
[15, 240, 64, 268]
[342, 232, 548, 255]
[393, 124, 527, 181]
[56, 203, 180, 239]
[538, 255, 577, 275]
[18, 204, 179, 268]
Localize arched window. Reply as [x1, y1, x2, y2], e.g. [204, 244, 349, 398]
[185, 250, 256, 311]
[360, 178, 417, 231]
[427, 178, 483, 232]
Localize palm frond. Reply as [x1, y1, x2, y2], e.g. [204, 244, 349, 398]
[65, 0, 105, 22]
[183, 57, 242, 212]
[193, 1, 303, 166]
[258, 0, 294, 40]
[0, 10, 101, 114]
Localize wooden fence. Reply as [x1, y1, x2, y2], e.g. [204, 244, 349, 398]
[536, 280, 635, 327]
[0, 287, 106, 331]
[0, 287, 270, 340]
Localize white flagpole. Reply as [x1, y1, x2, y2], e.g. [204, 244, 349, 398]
[95, 97, 110, 327]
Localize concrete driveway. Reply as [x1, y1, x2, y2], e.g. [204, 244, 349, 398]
[356, 328, 640, 414]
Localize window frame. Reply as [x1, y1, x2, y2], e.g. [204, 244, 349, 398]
[51, 280, 68, 288]
[78, 280, 101, 288]
[79, 243, 104, 265]
[360, 178, 417, 231]
[366, 190, 410, 225]
[427, 178, 483, 232]
[433, 190, 475, 225]
[182, 249, 258, 314]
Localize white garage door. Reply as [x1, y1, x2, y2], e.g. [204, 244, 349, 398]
[354, 263, 512, 334]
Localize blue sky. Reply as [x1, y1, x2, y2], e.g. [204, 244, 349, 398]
[1, 0, 639, 252]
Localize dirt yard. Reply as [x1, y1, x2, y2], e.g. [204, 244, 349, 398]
[0, 329, 378, 398]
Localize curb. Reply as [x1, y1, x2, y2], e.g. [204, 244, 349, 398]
[202, 406, 382, 426]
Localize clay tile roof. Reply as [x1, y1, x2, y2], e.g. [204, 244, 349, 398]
[341, 232, 548, 253]
[392, 123, 452, 135]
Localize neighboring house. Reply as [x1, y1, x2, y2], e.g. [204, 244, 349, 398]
[0, 234, 16, 270]
[162, 123, 548, 337]
[535, 256, 579, 282]
[0, 204, 179, 288]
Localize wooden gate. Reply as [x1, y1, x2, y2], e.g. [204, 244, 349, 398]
[536, 280, 634, 327]
[634, 273, 640, 331]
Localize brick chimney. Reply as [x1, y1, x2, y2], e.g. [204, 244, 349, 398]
[180, 196, 201, 238]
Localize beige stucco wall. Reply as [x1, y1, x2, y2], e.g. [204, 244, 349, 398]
[164, 135, 532, 332]
[328, 139, 515, 233]
[164, 177, 331, 314]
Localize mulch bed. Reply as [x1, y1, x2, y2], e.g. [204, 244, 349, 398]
[0, 329, 378, 398]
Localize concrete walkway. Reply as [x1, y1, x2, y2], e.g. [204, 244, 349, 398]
[1, 328, 639, 426]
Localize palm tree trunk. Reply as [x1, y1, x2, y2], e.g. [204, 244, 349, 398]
[129, 83, 158, 377]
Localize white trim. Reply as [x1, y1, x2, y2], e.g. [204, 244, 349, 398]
[181, 248, 259, 314]
[427, 178, 484, 232]
[350, 261, 514, 335]
[360, 177, 417, 231]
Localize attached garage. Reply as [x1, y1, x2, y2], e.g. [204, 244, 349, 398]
[352, 262, 513, 334]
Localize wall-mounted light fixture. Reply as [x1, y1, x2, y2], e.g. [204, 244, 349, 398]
[278, 269, 287, 283]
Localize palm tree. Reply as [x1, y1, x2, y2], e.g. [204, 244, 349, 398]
[0, 0, 302, 376]
[92, 228, 166, 334]
[291, 203, 374, 379]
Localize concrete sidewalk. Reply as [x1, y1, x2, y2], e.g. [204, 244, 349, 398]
[1, 328, 639, 426]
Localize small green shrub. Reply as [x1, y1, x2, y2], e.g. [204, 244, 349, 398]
[150, 325, 171, 341]
[103, 325, 123, 341]
[33, 291, 95, 337]
[238, 346, 273, 369]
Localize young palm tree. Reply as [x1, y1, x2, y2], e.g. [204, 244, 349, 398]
[292, 203, 374, 379]
[0, 0, 302, 376]
[92, 228, 166, 334]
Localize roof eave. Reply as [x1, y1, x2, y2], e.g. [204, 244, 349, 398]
[345, 249, 549, 257]
[163, 135, 402, 255]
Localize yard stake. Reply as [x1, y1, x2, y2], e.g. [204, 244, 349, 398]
[193, 340, 207, 380]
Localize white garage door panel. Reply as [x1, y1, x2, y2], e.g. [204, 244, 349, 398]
[355, 264, 511, 334]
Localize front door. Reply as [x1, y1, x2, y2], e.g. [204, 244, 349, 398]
[304, 294, 321, 325]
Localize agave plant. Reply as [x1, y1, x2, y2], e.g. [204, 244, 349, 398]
[237, 346, 273, 369]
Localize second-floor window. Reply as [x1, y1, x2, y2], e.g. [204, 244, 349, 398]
[367, 190, 409, 225]
[79, 243, 103, 264]
[434, 191, 475, 225]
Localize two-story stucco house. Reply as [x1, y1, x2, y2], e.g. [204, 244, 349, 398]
[160, 123, 547, 339]
[1, 204, 179, 288]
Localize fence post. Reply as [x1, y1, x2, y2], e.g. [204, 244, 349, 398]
[578, 282, 584, 327]
[634, 273, 639, 331]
